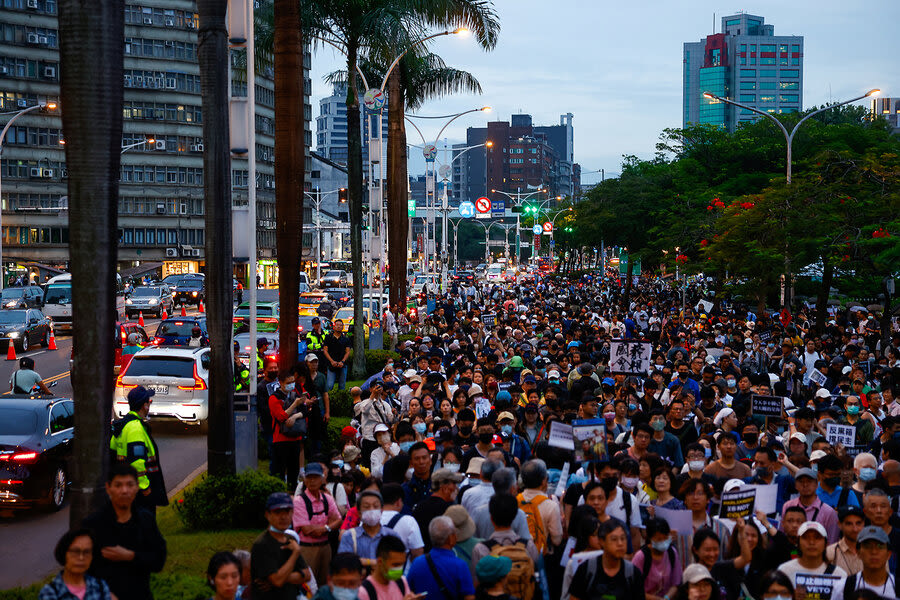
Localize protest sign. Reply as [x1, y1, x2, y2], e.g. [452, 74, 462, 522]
[572, 418, 609, 462]
[482, 313, 496, 327]
[795, 573, 842, 600]
[718, 488, 756, 520]
[608, 340, 652, 375]
[844, 445, 868, 459]
[752, 394, 785, 418]
[654, 506, 694, 538]
[750, 483, 778, 515]
[825, 422, 856, 447]
[548, 421, 575, 450]
[808, 369, 828, 387]
[555, 462, 570, 498]
[758, 330, 773, 343]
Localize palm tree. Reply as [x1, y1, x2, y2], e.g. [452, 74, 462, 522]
[56, 1, 125, 526]
[196, 0, 235, 476]
[306, 0, 499, 378]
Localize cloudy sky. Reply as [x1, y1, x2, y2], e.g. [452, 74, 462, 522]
[308, 0, 898, 184]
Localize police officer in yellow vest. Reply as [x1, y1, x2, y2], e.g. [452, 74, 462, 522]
[234, 341, 251, 392]
[256, 337, 270, 375]
[306, 317, 327, 360]
[110, 385, 168, 514]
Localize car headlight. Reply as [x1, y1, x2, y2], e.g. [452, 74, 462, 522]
[148, 298, 158, 304]
[7, 332, 19, 338]
[192, 291, 198, 296]
[4, 301, 17, 308]
[125, 299, 133, 304]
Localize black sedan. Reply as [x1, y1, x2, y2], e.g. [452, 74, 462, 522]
[0, 286, 44, 309]
[0, 309, 52, 352]
[172, 279, 205, 306]
[324, 288, 352, 307]
[0, 397, 73, 510]
[451, 270, 475, 283]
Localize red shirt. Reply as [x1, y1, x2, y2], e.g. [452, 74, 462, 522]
[269, 389, 304, 443]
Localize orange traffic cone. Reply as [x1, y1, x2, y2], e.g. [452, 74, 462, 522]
[6, 341, 16, 361]
[198, 300, 204, 313]
[161, 308, 168, 320]
[181, 305, 187, 317]
[138, 312, 145, 326]
[48, 330, 57, 350]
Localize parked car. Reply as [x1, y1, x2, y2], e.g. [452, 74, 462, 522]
[1, 286, 44, 309]
[114, 346, 211, 430]
[320, 270, 348, 288]
[0, 309, 52, 352]
[153, 317, 208, 346]
[124, 285, 174, 319]
[0, 396, 73, 510]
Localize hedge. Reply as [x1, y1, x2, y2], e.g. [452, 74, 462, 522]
[175, 469, 287, 531]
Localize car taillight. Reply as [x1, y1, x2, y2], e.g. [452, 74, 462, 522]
[152, 337, 163, 345]
[115, 371, 138, 390]
[261, 317, 278, 323]
[178, 363, 207, 391]
[0, 452, 38, 463]
[298, 325, 304, 332]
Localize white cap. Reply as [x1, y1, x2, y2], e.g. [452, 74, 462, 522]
[790, 431, 807, 443]
[547, 369, 560, 379]
[713, 408, 735, 427]
[374, 423, 390, 434]
[815, 388, 832, 399]
[842, 366, 852, 375]
[468, 384, 483, 398]
[723, 478, 745, 493]
[403, 369, 418, 379]
[810, 449, 828, 462]
[798, 521, 828, 538]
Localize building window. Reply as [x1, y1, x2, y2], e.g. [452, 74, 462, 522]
[740, 69, 756, 77]
[739, 94, 755, 102]
[791, 57, 800, 65]
[779, 45, 788, 53]
[740, 57, 746, 65]
[780, 94, 799, 102]
[760, 57, 776, 65]
[740, 44, 747, 52]
[740, 81, 757, 90]
[760, 81, 776, 90]
[781, 70, 800, 78]
[760, 44, 776, 53]
[761, 70, 776, 77]
[779, 81, 799, 90]
[791, 44, 800, 52]
[760, 95, 775, 103]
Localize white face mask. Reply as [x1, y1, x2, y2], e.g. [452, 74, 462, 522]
[360, 509, 382, 527]
[688, 460, 706, 472]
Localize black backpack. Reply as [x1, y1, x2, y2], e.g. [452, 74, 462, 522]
[636, 545, 676, 579]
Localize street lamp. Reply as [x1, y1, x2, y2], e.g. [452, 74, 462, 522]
[0, 102, 58, 290]
[702, 88, 879, 184]
[491, 187, 547, 264]
[303, 188, 343, 284]
[121, 138, 156, 154]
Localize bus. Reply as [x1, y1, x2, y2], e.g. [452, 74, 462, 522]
[43, 273, 126, 332]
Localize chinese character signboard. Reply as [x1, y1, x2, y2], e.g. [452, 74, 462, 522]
[608, 340, 652, 375]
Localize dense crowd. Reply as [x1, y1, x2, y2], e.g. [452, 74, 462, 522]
[43, 271, 900, 600]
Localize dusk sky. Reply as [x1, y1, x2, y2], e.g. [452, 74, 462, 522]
[309, 1, 898, 184]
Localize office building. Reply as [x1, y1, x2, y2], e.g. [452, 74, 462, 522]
[684, 13, 803, 131]
[871, 96, 900, 134]
[0, 1, 309, 280]
[315, 82, 386, 176]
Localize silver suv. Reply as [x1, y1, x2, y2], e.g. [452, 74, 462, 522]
[124, 285, 174, 319]
[114, 346, 210, 431]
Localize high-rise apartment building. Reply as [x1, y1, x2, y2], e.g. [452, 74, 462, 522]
[871, 96, 900, 134]
[315, 82, 385, 175]
[684, 13, 803, 131]
[0, 1, 309, 278]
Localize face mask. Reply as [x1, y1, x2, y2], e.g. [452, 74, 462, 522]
[766, 596, 791, 600]
[501, 424, 513, 435]
[651, 420, 665, 432]
[621, 476, 640, 489]
[444, 463, 460, 473]
[628, 403, 637, 411]
[704, 447, 712, 459]
[413, 422, 427, 434]
[847, 405, 861, 415]
[384, 567, 404, 581]
[285, 382, 295, 392]
[743, 433, 758, 445]
[540, 350, 548, 356]
[689, 460, 706, 472]
[399, 441, 414, 453]
[678, 372, 688, 380]
[332, 460, 344, 469]
[361, 509, 382, 527]
[600, 476, 619, 493]
[478, 432, 494, 445]
[725, 378, 736, 387]
[755, 467, 769, 480]
[332, 586, 358, 600]
[266, 371, 278, 380]
[459, 426, 473, 436]
[859, 467, 877, 482]
[651, 539, 672, 552]
[824, 476, 840, 489]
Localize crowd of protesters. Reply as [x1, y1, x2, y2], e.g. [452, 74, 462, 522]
[44, 270, 900, 600]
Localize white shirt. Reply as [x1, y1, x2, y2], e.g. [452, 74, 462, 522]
[605, 488, 643, 530]
[370, 443, 401, 479]
[777, 559, 847, 586]
[802, 350, 820, 384]
[380, 509, 424, 551]
[832, 572, 895, 600]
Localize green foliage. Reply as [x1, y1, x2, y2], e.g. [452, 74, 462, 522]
[147, 573, 211, 600]
[385, 333, 415, 350]
[324, 417, 352, 454]
[175, 470, 287, 531]
[330, 387, 354, 418]
[364, 349, 400, 375]
[0, 583, 44, 600]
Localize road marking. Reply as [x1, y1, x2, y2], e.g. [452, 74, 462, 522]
[44, 371, 70, 383]
[168, 461, 208, 499]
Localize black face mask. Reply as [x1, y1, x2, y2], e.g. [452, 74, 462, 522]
[265, 371, 278, 381]
[600, 476, 619, 495]
[459, 426, 473, 436]
[678, 372, 688, 379]
[478, 432, 494, 445]
[824, 476, 840, 489]
[743, 433, 758, 445]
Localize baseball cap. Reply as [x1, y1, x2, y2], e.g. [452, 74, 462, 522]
[341, 425, 358, 437]
[682, 564, 714, 585]
[547, 369, 561, 379]
[311, 316, 320, 324]
[789, 432, 807, 444]
[374, 423, 390, 434]
[305, 353, 319, 362]
[795, 467, 817, 481]
[257, 338, 269, 348]
[266, 492, 293, 511]
[810, 450, 828, 462]
[432, 468, 465, 486]
[523, 374, 537, 384]
[468, 384, 484, 398]
[127, 386, 155, 410]
[524, 402, 539, 413]
[304, 463, 325, 477]
[602, 377, 615, 387]
[498, 411, 516, 422]
[857, 525, 890, 546]
[798, 522, 828, 538]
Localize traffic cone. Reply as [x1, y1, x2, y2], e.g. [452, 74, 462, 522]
[181, 304, 187, 317]
[162, 308, 168, 320]
[6, 341, 16, 361]
[48, 330, 57, 350]
[138, 312, 145, 327]
[198, 300, 204, 313]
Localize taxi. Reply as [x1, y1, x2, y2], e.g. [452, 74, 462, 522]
[332, 306, 372, 340]
[298, 292, 331, 317]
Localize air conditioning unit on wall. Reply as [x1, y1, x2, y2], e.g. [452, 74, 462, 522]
[165, 247, 178, 257]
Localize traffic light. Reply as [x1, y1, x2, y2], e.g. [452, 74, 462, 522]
[338, 187, 348, 203]
[510, 206, 523, 214]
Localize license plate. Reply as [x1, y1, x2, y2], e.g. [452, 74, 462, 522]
[147, 385, 169, 394]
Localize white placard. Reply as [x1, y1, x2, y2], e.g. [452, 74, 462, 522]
[749, 483, 778, 514]
[825, 422, 856, 447]
[548, 421, 575, 450]
[808, 369, 827, 387]
[555, 462, 570, 498]
[608, 339, 652, 375]
[654, 506, 694, 538]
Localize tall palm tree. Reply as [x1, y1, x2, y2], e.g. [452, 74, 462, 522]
[306, 0, 498, 378]
[197, 0, 235, 475]
[57, 0, 124, 526]
[273, 0, 304, 369]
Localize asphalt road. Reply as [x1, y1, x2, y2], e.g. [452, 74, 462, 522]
[0, 312, 210, 590]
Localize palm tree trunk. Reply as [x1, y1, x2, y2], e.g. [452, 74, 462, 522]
[816, 257, 833, 335]
[387, 69, 408, 311]
[346, 45, 366, 379]
[274, 0, 303, 369]
[197, 0, 235, 476]
[58, 0, 124, 527]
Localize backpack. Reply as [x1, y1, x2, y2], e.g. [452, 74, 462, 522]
[484, 539, 536, 600]
[636, 545, 676, 580]
[582, 556, 639, 597]
[299, 491, 332, 521]
[361, 576, 406, 600]
[517, 492, 548, 552]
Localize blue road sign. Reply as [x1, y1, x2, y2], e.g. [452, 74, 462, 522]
[532, 224, 542, 235]
[458, 201, 475, 218]
[492, 199, 505, 215]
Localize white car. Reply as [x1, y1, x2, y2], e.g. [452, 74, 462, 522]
[412, 274, 440, 295]
[485, 265, 505, 282]
[114, 346, 211, 430]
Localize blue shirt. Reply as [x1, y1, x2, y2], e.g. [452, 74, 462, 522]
[402, 476, 432, 516]
[669, 376, 700, 400]
[337, 526, 400, 560]
[407, 547, 475, 599]
[817, 485, 860, 509]
[648, 431, 685, 468]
